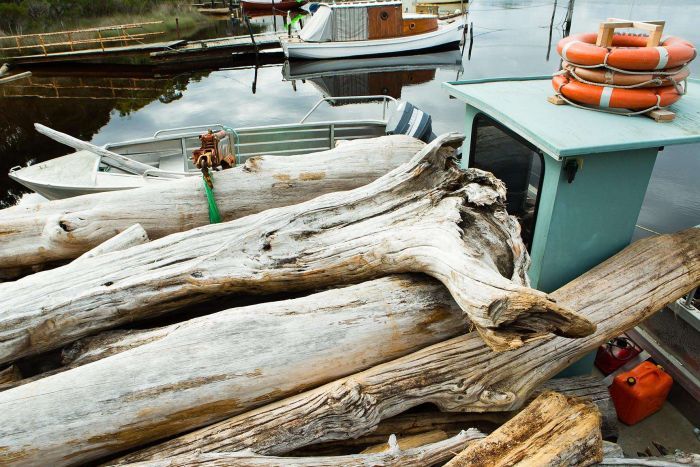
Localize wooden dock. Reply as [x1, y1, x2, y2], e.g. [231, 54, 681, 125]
[8, 40, 187, 65]
[150, 33, 281, 64]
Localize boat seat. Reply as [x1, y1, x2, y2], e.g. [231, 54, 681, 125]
[159, 154, 185, 172]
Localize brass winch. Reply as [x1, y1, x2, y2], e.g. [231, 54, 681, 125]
[192, 129, 235, 187]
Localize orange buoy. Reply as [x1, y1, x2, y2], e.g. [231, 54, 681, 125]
[557, 33, 696, 71]
[563, 61, 689, 88]
[552, 74, 682, 110]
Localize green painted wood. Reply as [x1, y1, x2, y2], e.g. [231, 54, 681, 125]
[443, 78, 700, 159]
[529, 148, 658, 293]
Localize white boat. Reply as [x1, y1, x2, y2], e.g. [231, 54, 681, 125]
[9, 96, 434, 200]
[280, 2, 465, 60]
[282, 49, 463, 78]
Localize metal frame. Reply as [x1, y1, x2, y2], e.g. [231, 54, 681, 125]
[299, 95, 397, 123]
[101, 95, 397, 178]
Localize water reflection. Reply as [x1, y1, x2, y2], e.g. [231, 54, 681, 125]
[1, 1, 698, 233]
[282, 50, 463, 99]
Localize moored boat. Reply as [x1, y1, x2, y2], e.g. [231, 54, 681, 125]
[280, 2, 465, 59]
[8, 96, 434, 199]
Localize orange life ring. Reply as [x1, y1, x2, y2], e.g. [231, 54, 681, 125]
[557, 33, 696, 71]
[563, 62, 689, 88]
[552, 74, 682, 110]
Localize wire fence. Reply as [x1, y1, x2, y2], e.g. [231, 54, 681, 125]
[0, 22, 165, 58]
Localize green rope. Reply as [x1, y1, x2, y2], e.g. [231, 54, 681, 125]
[203, 171, 221, 224]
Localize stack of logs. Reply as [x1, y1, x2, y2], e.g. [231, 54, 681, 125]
[0, 133, 698, 466]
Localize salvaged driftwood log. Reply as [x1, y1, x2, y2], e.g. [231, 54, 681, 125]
[289, 374, 616, 457]
[444, 391, 603, 467]
[121, 429, 486, 467]
[0, 276, 470, 466]
[598, 453, 700, 466]
[360, 430, 449, 454]
[74, 224, 149, 263]
[539, 375, 617, 441]
[0, 225, 151, 392]
[117, 227, 699, 464]
[0, 133, 588, 367]
[0, 364, 21, 385]
[0, 135, 424, 277]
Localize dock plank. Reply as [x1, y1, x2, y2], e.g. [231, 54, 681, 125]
[8, 40, 186, 64]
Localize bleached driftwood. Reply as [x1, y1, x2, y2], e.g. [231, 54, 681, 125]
[444, 391, 603, 466]
[360, 430, 448, 454]
[117, 227, 699, 464]
[0, 276, 469, 466]
[598, 453, 700, 466]
[0, 133, 589, 366]
[0, 135, 424, 277]
[0, 226, 151, 391]
[74, 224, 149, 263]
[121, 429, 486, 467]
[290, 375, 615, 456]
[0, 365, 20, 385]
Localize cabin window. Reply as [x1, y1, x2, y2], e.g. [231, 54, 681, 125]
[469, 114, 544, 251]
[380, 11, 389, 20]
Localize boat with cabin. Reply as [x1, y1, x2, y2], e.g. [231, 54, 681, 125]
[8, 96, 433, 199]
[279, 1, 465, 59]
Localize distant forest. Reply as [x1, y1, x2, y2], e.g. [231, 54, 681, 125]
[0, 0, 186, 34]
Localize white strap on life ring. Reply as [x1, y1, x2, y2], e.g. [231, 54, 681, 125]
[598, 87, 614, 108]
[655, 47, 670, 70]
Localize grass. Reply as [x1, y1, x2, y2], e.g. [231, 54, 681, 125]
[0, 2, 207, 37]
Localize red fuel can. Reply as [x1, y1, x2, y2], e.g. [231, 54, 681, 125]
[610, 361, 673, 425]
[595, 336, 641, 375]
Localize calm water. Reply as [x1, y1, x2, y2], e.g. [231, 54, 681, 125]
[1, 0, 698, 236]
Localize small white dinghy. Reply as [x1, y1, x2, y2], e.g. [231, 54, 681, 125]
[280, 2, 465, 60]
[9, 96, 435, 200]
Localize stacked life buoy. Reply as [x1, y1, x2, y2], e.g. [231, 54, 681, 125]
[553, 32, 696, 113]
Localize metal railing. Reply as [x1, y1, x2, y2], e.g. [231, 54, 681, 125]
[299, 95, 398, 123]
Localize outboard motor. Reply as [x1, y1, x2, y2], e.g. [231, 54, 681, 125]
[386, 101, 435, 144]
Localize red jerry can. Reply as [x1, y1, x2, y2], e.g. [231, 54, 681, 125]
[610, 361, 673, 425]
[595, 336, 642, 375]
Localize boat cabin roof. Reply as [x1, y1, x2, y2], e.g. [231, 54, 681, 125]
[443, 76, 700, 160]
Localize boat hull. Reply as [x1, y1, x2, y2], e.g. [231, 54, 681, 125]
[8, 172, 168, 200]
[241, 0, 306, 10]
[281, 17, 464, 59]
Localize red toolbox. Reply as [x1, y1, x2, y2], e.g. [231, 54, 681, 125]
[610, 361, 673, 425]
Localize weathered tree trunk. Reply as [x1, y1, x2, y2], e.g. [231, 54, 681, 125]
[0, 133, 587, 366]
[0, 225, 151, 392]
[116, 227, 699, 464]
[360, 431, 449, 454]
[0, 276, 469, 466]
[444, 391, 603, 467]
[0, 364, 21, 385]
[598, 454, 700, 466]
[289, 375, 616, 457]
[0, 135, 424, 277]
[120, 430, 486, 467]
[74, 224, 149, 263]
